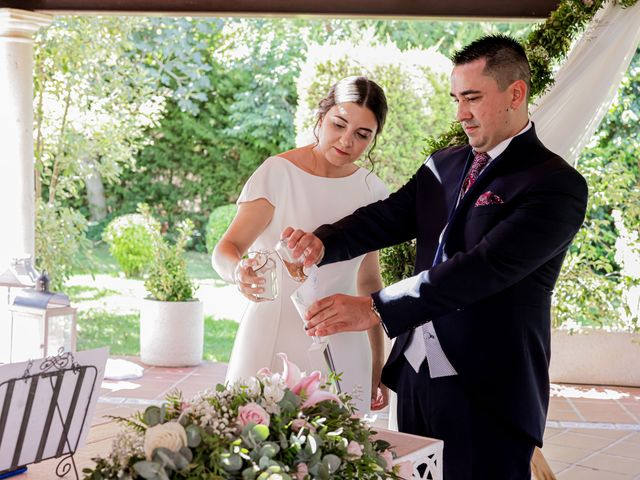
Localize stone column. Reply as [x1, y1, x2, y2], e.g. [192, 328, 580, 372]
[0, 9, 52, 269]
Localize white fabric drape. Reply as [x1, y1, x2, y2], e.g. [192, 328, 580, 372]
[531, 1, 640, 166]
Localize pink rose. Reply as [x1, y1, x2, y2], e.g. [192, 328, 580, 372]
[346, 441, 363, 459]
[237, 402, 270, 427]
[394, 460, 414, 479]
[294, 462, 308, 480]
[380, 449, 394, 471]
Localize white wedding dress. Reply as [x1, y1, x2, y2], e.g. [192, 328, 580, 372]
[225, 156, 389, 413]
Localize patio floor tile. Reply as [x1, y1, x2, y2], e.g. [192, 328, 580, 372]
[579, 453, 640, 476]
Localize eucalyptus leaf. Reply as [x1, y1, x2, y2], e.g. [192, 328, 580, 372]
[220, 453, 243, 472]
[317, 462, 330, 480]
[259, 442, 280, 458]
[186, 424, 202, 447]
[152, 448, 176, 471]
[173, 451, 189, 470]
[179, 446, 193, 462]
[251, 424, 270, 442]
[133, 460, 162, 479]
[143, 406, 163, 427]
[322, 454, 341, 473]
[242, 464, 260, 480]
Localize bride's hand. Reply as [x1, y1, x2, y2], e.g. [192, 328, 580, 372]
[371, 381, 389, 411]
[281, 227, 324, 267]
[234, 258, 268, 302]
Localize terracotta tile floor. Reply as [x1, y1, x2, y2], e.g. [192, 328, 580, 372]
[12, 358, 640, 479]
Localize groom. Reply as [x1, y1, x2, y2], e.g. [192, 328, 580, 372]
[284, 35, 588, 478]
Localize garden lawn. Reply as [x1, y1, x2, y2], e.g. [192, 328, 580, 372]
[77, 310, 238, 362]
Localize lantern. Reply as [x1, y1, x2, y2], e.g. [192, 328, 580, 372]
[0, 256, 40, 363]
[5, 271, 77, 363]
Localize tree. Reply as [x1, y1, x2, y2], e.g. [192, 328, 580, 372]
[33, 16, 165, 288]
[553, 47, 640, 331]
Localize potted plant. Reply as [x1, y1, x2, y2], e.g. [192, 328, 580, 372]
[139, 210, 203, 367]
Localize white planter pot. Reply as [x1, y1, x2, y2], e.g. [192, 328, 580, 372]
[550, 329, 640, 387]
[140, 298, 204, 367]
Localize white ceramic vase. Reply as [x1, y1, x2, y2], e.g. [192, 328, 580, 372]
[140, 298, 204, 367]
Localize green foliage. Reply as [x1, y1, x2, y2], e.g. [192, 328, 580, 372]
[553, 47, 640, 331]
[33, 17, 165, 203]
[379, 241, 417, 287]
[371, 20, 537, 57]
[205, 204, 238, 253]
[143, 209, 198, 302]
[102, 209, 161, 278]
[130, 17, 223, 115]
[33, 17, 165, 288]
[110, 19, 301, 250]
[35, 201, 92, 291]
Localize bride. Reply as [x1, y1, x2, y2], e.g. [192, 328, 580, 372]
[212, 76, 390, 413]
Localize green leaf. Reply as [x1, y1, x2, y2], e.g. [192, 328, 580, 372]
[133, 460, 162, 479]
[143, 406, 163, 427]
[251, 424, 270, 442]
[220, 453, 243, 472]
[322, 454, 341, 473]
[186, 424, 202, 447]
[152, 448, 176, 471]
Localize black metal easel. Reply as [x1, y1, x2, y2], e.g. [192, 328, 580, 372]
[0, 349, 98, 479]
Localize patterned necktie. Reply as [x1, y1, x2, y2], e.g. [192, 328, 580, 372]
[462, 151, 491, 195]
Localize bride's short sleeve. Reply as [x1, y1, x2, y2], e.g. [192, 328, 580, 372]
[237, 157, 284, 207]
[369, 173, 390, 202]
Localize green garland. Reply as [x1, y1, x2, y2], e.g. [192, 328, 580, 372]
[381, 0, 639, 285]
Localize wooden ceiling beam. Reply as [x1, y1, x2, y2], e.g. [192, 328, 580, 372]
[0, 0, 560, 19]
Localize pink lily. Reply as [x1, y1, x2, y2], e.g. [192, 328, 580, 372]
[291, 370, 322, 396]
[277, 353, 341, 408]
[302, 389, 341, 409]
[277, 353, 302, 389]
[293, 370, 340, 409]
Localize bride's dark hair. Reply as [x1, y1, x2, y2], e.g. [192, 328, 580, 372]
[313, 76, 388, 167]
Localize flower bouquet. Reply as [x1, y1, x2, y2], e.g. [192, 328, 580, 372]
[83, 354, 412, 479]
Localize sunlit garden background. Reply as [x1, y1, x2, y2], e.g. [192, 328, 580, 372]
[33, 16, 639, 362]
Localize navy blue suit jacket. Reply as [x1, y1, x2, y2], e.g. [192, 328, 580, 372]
[315, 124, 588, 445]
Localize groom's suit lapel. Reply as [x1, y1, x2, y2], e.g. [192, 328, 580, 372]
[438, 146, 510, 257]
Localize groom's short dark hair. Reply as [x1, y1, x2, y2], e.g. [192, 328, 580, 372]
[453, 34, 531, 100]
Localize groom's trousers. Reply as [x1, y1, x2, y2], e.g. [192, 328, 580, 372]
[394, 356, 535, 479]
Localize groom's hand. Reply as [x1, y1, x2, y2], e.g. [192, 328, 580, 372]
[305, 294, 378, 336]
[281, 227, 324, 267]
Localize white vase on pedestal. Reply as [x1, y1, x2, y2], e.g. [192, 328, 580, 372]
[140, 298, 204, 367]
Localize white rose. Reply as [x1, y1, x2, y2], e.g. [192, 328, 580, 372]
[144, 422, 188, 460]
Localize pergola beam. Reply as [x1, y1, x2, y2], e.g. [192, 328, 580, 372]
[0, 0, 560, 19]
